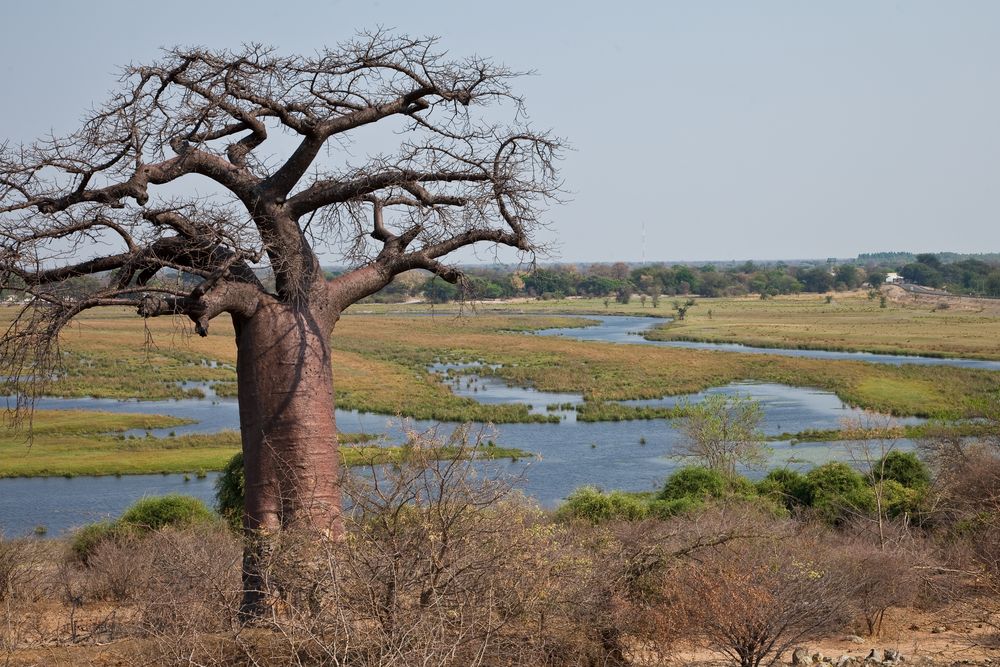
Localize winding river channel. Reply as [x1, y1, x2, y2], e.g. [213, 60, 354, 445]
[4, 314, 990, 537]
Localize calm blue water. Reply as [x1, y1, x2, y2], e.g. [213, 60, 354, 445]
[0, 379, 920, 537]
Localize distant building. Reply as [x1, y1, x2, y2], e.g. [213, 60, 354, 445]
[885, 272, 903, 284]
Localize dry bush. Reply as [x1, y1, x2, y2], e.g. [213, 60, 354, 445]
[84, 535, 155, 602]
[126, 525, 242, 663]
[0, 536, 54, 659]
[835, 533, 923, 636]
[667, 519, 855, 667]
[922, 436, 1000, 630]
[235, 426, 619, 666]
[0, 537, 44, 604]
[586, 502, 791, 662]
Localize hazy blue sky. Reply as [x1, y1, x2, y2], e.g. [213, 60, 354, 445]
[2, 1, 998, 263]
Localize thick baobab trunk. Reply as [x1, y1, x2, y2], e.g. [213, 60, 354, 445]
[234, 300, 340, 615]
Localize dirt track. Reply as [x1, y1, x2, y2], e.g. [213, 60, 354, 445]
[885, 284, 1000, 315]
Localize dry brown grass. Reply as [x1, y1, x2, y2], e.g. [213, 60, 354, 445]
[646, 290, 1000, 360]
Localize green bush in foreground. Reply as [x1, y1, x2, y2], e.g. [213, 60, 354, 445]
[72, 494, 216, 562]
[215, 452, 245, 531]
[556, 487, 652, 523]
[557, 455, 934, 526]
[70, 521, 123, 564]
[558, 467, 767, 523]
[757, 469, 813, 510]
[805, 462, 876, 524]
[659, 466, 726, 501]
[876, 451, 931, 489]
[878, 479, 925, 519]
[119, 494, 215, 531]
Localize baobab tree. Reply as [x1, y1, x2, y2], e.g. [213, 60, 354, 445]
[0, 32, 561, 611]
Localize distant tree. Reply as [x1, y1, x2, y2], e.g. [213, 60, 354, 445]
[834, 264, 861, 290]
[676, 394, 767, 478]
[901, 262, 943, 288]
[423, 277, 460, 303]
[611, 261, 630, 281]
[672, 299, 696, 320]
[649, 283, 661, 308]
[523, 269, 575, 297]
[798, 267, 834, 293]
[579, 275, 622, 297]
[986, 271, 1000, 297]
[867, 272, 886, 288]
[915, 253, 942, 269]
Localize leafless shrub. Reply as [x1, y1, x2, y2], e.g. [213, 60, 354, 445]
[84, 535, 154, 602]
[922, 436, 1000, 630]
[835, 534, 923, 636]
[0, 537, 41, 604]
[668, 519, 856, 667]
[127, 526, 241, 662]
[232, 426, 618, 666]
[0, 536, 54, 660]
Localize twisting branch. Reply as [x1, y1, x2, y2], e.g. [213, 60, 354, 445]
[0, 30, 564, 419]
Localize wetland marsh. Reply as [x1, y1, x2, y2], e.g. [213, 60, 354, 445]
[7, 294, 1000, 535]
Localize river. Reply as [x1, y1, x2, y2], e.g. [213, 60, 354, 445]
[535, 314, 1000, 370]
[0, 314, 950, 537]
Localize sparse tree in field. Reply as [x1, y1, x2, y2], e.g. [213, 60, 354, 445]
[0, 33, 562, 614]
[676, 394, 767, 478]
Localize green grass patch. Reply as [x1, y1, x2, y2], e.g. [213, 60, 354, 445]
[6, 306, 1000, 426]
[0, 409, 530, 478]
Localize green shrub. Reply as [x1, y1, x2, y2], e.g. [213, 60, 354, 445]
[757, 469, 812, 509]
[805, 462, 876, 524]
[647, 496, 703, 518]
[556, 487, 650, 523]
[119, 494, 215, 531]
[70, 521, 122, 564]
[215, 452, 245, 531]
[878, 479, 925, 519]
[876, 451, 930, 489]
[726, 474, 758, 498]
[72, 495, 215, 563]
[659, 466, 727, 501]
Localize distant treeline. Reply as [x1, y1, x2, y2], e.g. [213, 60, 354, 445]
[355, 252, 1000, 303]
[9, 252, 997, 306]
[895, 253, 1000, 295]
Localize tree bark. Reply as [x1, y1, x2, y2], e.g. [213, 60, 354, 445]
[234, 300, 340, 616]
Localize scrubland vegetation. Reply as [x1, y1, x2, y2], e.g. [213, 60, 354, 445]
[2, 432, 999, 666]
